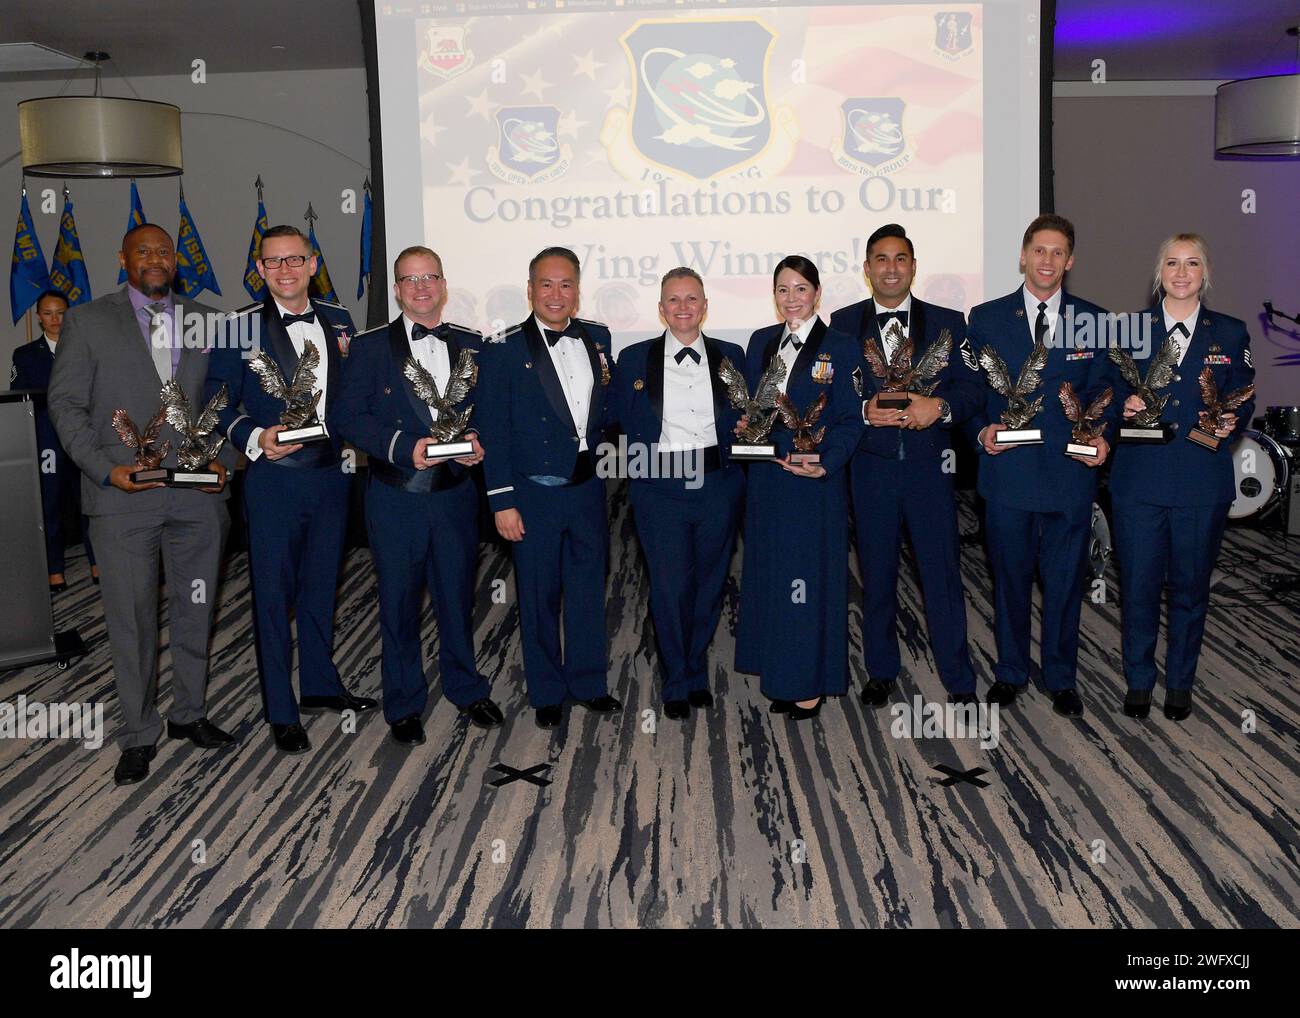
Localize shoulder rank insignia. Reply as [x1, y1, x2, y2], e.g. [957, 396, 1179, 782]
[1244, 347, 1253, 367]
[960, 336, 978, 371]
[851, 365, 863, 397]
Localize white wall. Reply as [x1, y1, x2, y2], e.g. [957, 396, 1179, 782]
[2, 67, 372, 365]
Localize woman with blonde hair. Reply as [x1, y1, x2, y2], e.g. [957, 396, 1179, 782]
[1107, 233, 1255, 721]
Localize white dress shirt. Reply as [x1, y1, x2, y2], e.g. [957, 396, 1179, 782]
[536, 315, 593, 451]
[776, 317, 816, 394]
[1161, 300, 1200, 366]
[1022, 285, 1063, 343]
[245, 300, 330, 461]
[659, 332, 717, 451]
[405, 315, 451, 417]
[875, 293, 913, 358]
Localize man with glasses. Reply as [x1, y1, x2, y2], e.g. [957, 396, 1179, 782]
[206, 225, 377, 755]
[333, 246, 502, 745]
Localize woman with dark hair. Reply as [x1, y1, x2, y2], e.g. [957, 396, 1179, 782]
[1108, 233, 1255, 722]
[734, 256, 864, 719]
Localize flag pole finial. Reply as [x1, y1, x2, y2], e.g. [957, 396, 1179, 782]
[304, 202, 317, 224]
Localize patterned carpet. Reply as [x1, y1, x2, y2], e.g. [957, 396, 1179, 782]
[1, 481, 1297, 929]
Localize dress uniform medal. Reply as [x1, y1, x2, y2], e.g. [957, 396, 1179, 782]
[402, 347, 479, 460]
[1058, 381, 1113, 459]
[249, 342, 329, 444]
[111, 404, 171, 484]
[718, 355, 787, 460]
[1188, 366, 1254, 451]
[979, 337, 1048, 445]
[1108, 337, 1178, 443]
[160, 379, 228, 487]
[864, 324, 952, 411]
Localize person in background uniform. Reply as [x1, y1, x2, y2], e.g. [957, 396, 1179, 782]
[967, 214, 1116, 718]
[333, 246, 502, 745]
[205, 225, 376, 755]
[735, 256, 864, 720]
[47, 224, 235, 786]
[829, 224, 984, 709]
[11, 289, 97, 591]
[609, 267, 746, 720]
[477, 247, 623, 729]
[1109, 233, 1254, 722]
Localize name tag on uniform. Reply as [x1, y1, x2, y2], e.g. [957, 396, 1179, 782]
[1065, 351, 1093, 361]
[1204, 354, 1231, 365]
[812, 353, 833, 384]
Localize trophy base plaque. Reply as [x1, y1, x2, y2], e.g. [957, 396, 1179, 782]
[1187, 427, 1221, 451]
[1119, 424, 1174, 444]
[277, 423, 328, 444]
[789, 451, 821, 466]
[424, 440, 474, 461]
[877, 393, 912, 410]
[130, 467, 170, 484]
[994, 429, 1043, 446]
[1064, 441, 1099, 459]
[730, 443, 777, 460]
[169, 469, 221, 488]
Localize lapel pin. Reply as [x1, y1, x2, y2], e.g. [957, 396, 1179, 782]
[383, 386, 391, 394]
[633, 379, 644, 391]
[1202, 318, 1211, 326]
[524, 361, 533, 369]
[1015, 308, 1025, 318]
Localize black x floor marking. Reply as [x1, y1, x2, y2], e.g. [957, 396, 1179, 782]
[933, 764, 990, 788]
[489, 763, 552, 788]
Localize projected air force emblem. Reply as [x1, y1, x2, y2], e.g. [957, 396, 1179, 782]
[487, 106, 572, 184]
[601, 19, 798, 181]
[831, 98, 912, 176]
[933, 12, 975, 60]
[418, 26, 474, 80]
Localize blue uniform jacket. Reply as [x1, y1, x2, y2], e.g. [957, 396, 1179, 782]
[478, 316, 615, 513]
[965, 288, 1117, 512]
[332, 316, 482, 480]
[11, 336, 61, 453]
[609, 331, 746, 468]
[205, 296, 356, 459]
[829, 296, 984, 461]
[743, 318, 863, 477]
[1107, 306, 1255, 507]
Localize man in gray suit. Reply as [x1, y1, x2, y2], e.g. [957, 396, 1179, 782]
[48, 224, 237, 786]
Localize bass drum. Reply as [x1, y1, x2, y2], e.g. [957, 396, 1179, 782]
[1264, 405, 1300, 445]
[1229, 430, 1290, 519]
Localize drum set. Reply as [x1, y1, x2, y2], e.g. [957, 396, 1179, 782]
[1229, 406, 1300, 523]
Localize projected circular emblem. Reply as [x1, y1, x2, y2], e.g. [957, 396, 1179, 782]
[639, 48, 766, 150]
[848, 108, 904, 158]
[502, 119, 560, 164]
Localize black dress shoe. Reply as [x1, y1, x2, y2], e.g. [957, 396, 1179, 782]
[168, 717, 236, 749]
[271, 722, 310, 754]
[113, 745, 157, 786]
[1052, 689, 1084, 717]
[577, 694, 623, 714]
[48, 581, 67, 593]
[663, 699, 690, 720]
[300, 691, 378, 714]
[91, 574, 100, 586]
[687, 689, 714, 709]
[986, 681, 1021, 707]
[769, 699, 794, 714]
[535, 704, 563, 729]
[1123, 689, 1152, 719]
[948, 691, 979, 705]
[461, 697, 504, 728]
[859, 679, 894, 708]
[390, 715, 426, 745]
[788, 697, 823, 721]
[1164, 689, 1192, 722]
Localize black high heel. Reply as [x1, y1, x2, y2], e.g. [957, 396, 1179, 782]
[787, 697, 823, 721]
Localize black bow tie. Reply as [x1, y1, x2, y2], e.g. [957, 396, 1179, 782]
[544, 323, 581, 346]
[1169, 322, 1190, 339]
[411, 322, 448, 342]
[877, 309, 908, 326]
[675, 346, 701, 365]
[781, 335, 803, 351]
[281, 310, 316, 327]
